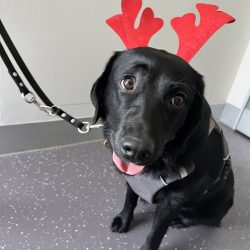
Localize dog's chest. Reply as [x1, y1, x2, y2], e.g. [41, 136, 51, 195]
[125, 164, 195, 204]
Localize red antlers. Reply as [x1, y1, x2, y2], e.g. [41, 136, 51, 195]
[106, 0, 164, 49]
[171, 3, 235, 62]
[106, 1, 235, 62]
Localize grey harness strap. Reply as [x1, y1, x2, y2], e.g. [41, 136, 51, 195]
[125, 116, 231, 204]
[209, 116, 231, 183]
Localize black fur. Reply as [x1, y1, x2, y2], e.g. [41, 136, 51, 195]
[91, 47, 234, 250]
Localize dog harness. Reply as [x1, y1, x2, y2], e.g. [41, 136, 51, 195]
[125, 116, 231, 204]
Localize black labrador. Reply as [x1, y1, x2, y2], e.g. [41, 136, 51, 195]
[91, 47, 234, 250]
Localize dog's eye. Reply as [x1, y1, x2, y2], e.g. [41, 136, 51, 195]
[171, 95, 185, 107]
[121, 77, 135, 91]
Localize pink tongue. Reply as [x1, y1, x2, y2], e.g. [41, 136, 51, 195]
[112, 152, 144, 175]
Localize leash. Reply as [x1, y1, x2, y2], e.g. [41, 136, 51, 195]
[0, 20, 103, 133]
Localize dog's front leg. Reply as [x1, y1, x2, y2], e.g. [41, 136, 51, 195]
[111, 183, 139, 233]
[141, 202, 176, 250]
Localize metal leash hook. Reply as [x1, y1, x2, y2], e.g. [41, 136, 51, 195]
[21, 92, 58, 116]
[78, 122, 104, 134]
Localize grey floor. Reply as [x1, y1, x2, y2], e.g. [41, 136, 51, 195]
[0, 126, 249, 250]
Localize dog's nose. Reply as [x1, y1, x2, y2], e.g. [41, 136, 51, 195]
[120, 137, 154, 162]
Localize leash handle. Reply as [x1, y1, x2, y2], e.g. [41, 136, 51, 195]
[0, 19, 102, 133]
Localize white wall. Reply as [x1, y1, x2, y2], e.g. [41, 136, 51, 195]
[0, 0, 250, 125]
[226, 40, 250, 109]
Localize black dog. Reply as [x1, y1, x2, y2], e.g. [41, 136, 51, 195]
[91, 47, 234, 250]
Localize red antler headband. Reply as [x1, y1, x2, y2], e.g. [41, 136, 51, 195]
[106, 0, 164, 49]
[106, 0, 235, 62]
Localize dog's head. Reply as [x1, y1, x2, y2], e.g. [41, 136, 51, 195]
[91, 47, 209, 174]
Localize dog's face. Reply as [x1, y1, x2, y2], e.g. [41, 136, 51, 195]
[91, 47, 204, 169]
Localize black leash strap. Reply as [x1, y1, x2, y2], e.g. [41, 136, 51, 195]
[0, 20, 102, 133]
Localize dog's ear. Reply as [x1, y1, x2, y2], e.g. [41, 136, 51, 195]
[185, 71, 210, 135]
[174, 72, 211, 160]
[91, 52, 120, 123]
[193, 71, 205, 98]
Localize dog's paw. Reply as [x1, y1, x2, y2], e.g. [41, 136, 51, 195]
[170, 217, 195, 228]
[170, 221, 188, 229]
[111, 214, 132, 233]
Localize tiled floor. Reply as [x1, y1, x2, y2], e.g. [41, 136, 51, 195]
[0, 126, 249, 250]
